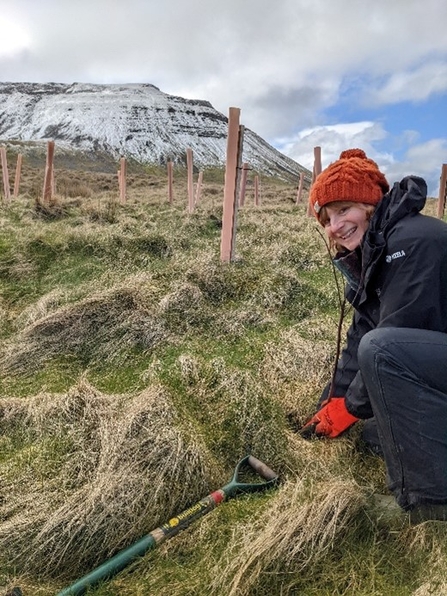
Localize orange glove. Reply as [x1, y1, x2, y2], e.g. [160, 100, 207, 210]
[299, 397, 359, 439]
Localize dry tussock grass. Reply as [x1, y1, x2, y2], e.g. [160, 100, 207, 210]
[181, 247, 323, 329]
[3, 248, 313, 376]
[0, 280, 166, 373]
[262, 326, 334, 386]
[261, 326, 336, 418]
[13, 288, 69, 329]
[0, 379, 219, 578]
[13, 271, 157, 331]
[2, 268, 277, 376]
[213, 475, 367, 595]
[407, 524, 447, 595]
[79, 195, 119, 223]
[239, 205, 326, 268]
[184, 254, 258, 304]
[158, 282, 211, 332]
[176, 354, 289, 467]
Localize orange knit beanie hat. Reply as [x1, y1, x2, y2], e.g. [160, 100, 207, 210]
[309, 148, 389, 217]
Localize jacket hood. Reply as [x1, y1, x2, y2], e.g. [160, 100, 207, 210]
[370, 175, 427, 234]
[350, 176, 427, 309]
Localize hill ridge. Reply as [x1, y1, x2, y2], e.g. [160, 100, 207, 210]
[0, 81, 311, 183]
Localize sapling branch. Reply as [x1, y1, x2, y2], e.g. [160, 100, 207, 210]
[315, 227, 349, 399]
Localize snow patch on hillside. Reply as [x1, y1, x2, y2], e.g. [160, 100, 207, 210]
[0, 82, 311, 181]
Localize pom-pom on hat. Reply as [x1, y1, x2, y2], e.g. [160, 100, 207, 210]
[309, 148, 389, 218]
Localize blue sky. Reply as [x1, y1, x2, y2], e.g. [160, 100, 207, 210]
[0, 0, 446, 195]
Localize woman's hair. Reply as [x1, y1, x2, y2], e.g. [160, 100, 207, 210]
[318, 201, 376, 253]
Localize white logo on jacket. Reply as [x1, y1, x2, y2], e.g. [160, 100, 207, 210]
[385, 250, 406, 263]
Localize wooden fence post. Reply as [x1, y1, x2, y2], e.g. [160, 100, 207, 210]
[306, 166, 315, 217]
[221, 107, 243, 263]
[437, 164, 447, 219]
[254, 175, 260, 206]
[119, 157, 127, 203]
[307, 146, 322, 216]
[296, 172, 304, 205]
[314, 146, 322, 178]
[195, 171, 203, 205]
[0, 147, 11, 202]
[42, 140, 55, 203]
[187, 148, 194, 213]
[239, 162, 248, 207]
[13, 153, 22, 198]
[167, 159, 174, 204]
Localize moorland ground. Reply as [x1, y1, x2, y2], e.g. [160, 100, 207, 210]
[0, 156, 445, 596]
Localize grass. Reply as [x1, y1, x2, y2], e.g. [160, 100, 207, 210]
[0, 161, 445, 596]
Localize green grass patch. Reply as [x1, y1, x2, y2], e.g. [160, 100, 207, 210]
[0, 180, 442, 596]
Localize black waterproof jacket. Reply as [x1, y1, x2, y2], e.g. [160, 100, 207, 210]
[328, 176, 447, 418]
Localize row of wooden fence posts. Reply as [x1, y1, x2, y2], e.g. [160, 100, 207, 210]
[0, 139, 261, 211]
[165, 155, 260, 213]
[0, 136, 446, 223]
[166, 152, 204, 211]
[238, 163, 261, 207]
[219, 108, 264, 261]
[0, 148, 23, 201]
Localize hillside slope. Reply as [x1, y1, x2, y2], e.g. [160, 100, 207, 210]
[0, 82, 311, 183]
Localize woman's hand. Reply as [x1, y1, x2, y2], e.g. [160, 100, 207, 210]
[299, 397, 359, 439]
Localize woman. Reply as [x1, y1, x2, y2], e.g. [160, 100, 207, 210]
[300, 148, 447, 523]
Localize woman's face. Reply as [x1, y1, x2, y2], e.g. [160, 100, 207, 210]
[323, 203, 370, 251]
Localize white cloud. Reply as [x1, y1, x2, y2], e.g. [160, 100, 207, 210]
[387, 139, 447, 197]
[0, 16, 31, 57]
[366, 61, 447, 106]
[2, 0, 447, 124]
[275, 122, 388, 170]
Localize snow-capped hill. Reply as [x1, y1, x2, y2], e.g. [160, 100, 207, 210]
[0, 82, 310, 183]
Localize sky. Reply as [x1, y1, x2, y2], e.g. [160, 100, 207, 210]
[0, 0, 446, 196]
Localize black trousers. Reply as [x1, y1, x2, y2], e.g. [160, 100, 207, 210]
[358, 327, 447, 510]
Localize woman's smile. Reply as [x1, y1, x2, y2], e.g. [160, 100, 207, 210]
[324, 204, 370, 250]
